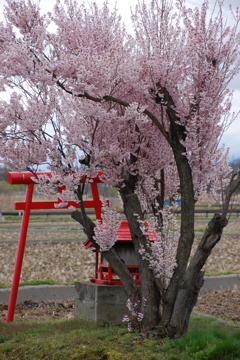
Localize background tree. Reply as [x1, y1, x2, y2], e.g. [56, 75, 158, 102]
[0, 0, 240, 337]
[228, 158, 240, 195]
[0, 165, 9, 181]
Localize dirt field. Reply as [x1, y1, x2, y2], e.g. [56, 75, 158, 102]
[1, 219, 240, 284]
[0, 290, 239, 324]
[0, 218, 240, 323]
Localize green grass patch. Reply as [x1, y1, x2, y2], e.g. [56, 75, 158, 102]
[1, 216, 22, 221]
[2, 273, 239, 288]
[0, 314, 239, 360]
[32, 226, 80, 230]
[2, 214, 96, 223]
[3, 215, 73, 222]
[205, 270, 240, 276]
[19, 279, 74, 287]
[161, 314, 240, 360]
[0, 280, 75, 288]
[0, 225, 80, 230]
[195, 227, 206, 233]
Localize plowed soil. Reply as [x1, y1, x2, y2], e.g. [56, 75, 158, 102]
[0, 218, 240, 324]
[0, 290, 239, 324]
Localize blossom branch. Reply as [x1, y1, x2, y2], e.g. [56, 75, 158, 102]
[71, 208, 139, 298]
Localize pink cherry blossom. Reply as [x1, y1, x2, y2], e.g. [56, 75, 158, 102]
[0, 0, 239, 337]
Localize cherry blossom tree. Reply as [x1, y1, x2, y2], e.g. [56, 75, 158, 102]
[0, 0, 240, 337]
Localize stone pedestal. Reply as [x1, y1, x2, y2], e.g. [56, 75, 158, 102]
[75, 282, 128, 323]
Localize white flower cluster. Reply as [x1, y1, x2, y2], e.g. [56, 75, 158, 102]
[139, 208, 178, 289]
[93, 209, 121, 252]
[122, 297, 146, 332]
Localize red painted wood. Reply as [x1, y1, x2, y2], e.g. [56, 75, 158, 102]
[6, 171, 106, 322]
[6, 183, 34, 322]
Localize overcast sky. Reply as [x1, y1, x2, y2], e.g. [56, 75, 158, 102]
[0, 0, 239, 159]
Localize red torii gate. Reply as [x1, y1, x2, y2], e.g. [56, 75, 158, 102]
[6, 171, 105, 322]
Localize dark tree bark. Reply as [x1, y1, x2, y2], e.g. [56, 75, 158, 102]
[152, 86, 196, 336]
[119, 182, 161, 331]
[166, 213, 228, 337]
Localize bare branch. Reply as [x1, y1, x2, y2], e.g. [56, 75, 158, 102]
[222, 170, 240, 218]
[103, 95, 166, 136]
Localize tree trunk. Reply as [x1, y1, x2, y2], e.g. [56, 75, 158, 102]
[119, 184, 161, 332]
[151, 213, 228, 338]
[158, 138, 196, 333]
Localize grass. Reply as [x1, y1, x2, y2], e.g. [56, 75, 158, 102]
[0, 280, 76, 289]
[161, 315, 240, 360]
[205, 270, 240, 276]
[0, 315, 240, 360]
[3, 215, 75, 222]
[1, 272, 239, 288]
[0, 225, 80, 230]
[195, 227, 240, 234]
[36, 227, 83, 232]
[2, 213, 96, 222]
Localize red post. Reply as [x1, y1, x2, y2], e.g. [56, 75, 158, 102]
[6, 183, 34, 322]
[90, 182, 103, 220]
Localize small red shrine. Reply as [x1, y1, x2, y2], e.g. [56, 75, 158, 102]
[84, 220, 155, 285]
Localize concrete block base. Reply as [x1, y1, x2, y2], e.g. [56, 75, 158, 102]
[75, 282, 128, 323]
